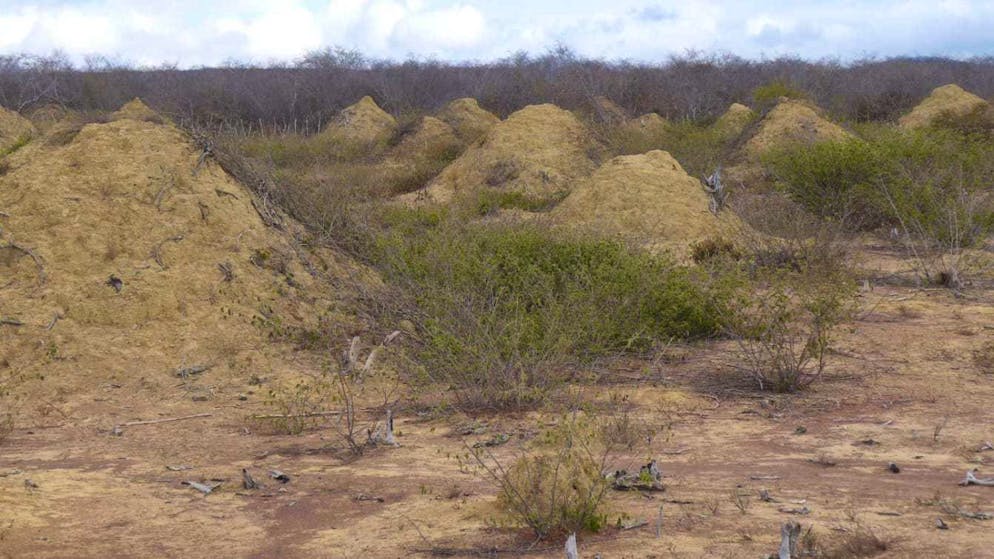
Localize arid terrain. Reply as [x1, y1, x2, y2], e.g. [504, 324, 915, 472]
[2, 72, 994, 559]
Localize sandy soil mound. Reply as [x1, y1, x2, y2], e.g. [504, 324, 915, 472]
[320, 96, 398, 148]
[0, 102, 368, 415]
[410, 103, 596, 204]
[898, 84, 991, 129]
[626, 112, 670, 136]
[435, 98, 500, 143]
[389, 116, 462, 161]
[713, 102, 755, 138]
[0, 106, 36, 154]
[551, 150, 745, 256]
[591, 96, 630, 125]
[111, 98, 163, 122]
[741, 98, 850, 158]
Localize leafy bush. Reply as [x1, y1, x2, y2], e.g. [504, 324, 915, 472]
[725, 268, 856, 393]
[752, 79, 809, 109]
[471, 412, 646, 539]
[373, 217, 727, 409]
[765, 127, 994, 287]
[763, 138, 887, 230]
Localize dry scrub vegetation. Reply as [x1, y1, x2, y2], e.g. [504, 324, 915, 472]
[3, 55, 994, 558]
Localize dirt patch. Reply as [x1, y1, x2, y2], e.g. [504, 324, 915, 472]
[0, 106, 36, 154]
[319, 96, 397, 148]
[550, 150, 747, 257]
[409, 103, 596, 204]
[898, 84, 991, 129]
[435, 97, 500, 143]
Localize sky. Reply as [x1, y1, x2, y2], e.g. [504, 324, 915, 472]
[0, 0, 993, 67]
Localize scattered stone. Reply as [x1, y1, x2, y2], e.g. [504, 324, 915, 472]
[612, 459, 665, 491]
[269, 470, 290, 483]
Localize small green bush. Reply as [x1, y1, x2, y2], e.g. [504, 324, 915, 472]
[763, 138, 888, 230]
[373, 218, 727, 409]
[471, 413, 643, 539]
[725, 269, 857, 392]
[752, 79, 809, 109]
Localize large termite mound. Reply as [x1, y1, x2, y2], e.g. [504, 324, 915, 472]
[551, 150, 746, 257]
[727, 98, 851, 185]
[319, 96, 398, 150]
[898, 84, 991, 129]
[0, 106, 36, 154]
[435, 98, 500, 144]
[0, 101, 370, 415]
[410, 104, 596, 205]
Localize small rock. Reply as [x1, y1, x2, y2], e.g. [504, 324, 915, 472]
[794, 426, 807, 435]
[269, 470, 290, 483]
[888, 462, 901, 474]
[936, 517, 949, 530]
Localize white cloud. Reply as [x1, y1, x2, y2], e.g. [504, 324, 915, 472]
[0, 1, 991, 66]
[392, 4, 486, 50]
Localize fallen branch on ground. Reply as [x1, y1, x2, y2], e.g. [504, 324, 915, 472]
[2, 240, 46, 285]
[150, 235, 185, 269]
[175, 364, 213, 378]
[117, 413, 212, 428]
[960, 470, 994, 487]
[778, 521, 801, 559]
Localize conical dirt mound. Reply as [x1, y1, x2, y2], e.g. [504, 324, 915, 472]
[389, 116, 462, 161]
[0, 106, 368, 415]
[411, 104, 596, 205]
[320, 96, 398, 149]
[436, 98, 500, 143]
[713, 103, 755, 138]
[899, 84, 991, 129]
[111, 98, 163, 122]
[741, 98, 850, 158]
[591, 96, 629, 125]
[550, 150, 745, 257]
[0, 106, 36, 154]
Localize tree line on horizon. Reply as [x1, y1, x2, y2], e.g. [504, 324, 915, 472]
[2, 47, 994, 130]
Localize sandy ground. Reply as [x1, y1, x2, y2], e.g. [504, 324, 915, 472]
[3, 246, 994, 559]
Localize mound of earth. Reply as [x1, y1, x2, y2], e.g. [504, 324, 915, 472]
[741, 98, 850, 158]
[626, 112, 670, 137]
[0, 101, 368, 417]
[712, 102, 755, 138]
[436, 98, 500, 143]
[0, 106, 36, 154]
[591, 96, 630, 125]
[898, 84, 991, 129]
[409, 103, 596, 205]
[111, 98, 163, 122]
[389, 116, 462, 162]
[320, 96, 398, 149]
[726, 98, 850, 185]
[550, 150, 745, 257]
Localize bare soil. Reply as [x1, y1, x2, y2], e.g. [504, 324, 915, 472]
[3, 249, 994, 558]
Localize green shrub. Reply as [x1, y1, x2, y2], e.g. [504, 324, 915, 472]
[725, 268, 857, 392]
[373, 218, 727, 409]
[765, 127, 994, 286]
[471, 413, 642, 539]
[763, 138, 888, 230]
[470, 189, 565, 216]
[752, 79, 809, 109]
